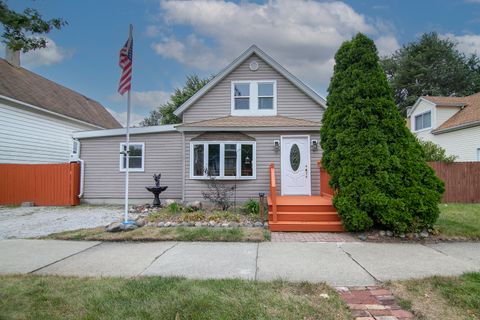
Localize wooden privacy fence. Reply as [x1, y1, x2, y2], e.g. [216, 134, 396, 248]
[0, 163, 80, 206]
[429, 162, 480, 203]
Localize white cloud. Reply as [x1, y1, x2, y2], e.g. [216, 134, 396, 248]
[375, 35, 400, 56]
[21, 37, 72, 68]
[442, 33, 480, 55]
[153, 0, 398, 90]
[145, 25, 160, 37]
[108, 90, 171, 110]
[106, 108, 145, 127]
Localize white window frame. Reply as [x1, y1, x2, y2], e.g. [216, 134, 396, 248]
[190, 141, 256, 180]
[231, 80, 277, 116]
[119, 142, 145, 172]
[414, 110, 432, 132]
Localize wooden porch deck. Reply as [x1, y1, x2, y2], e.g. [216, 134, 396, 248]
[268, 164, 344, 232]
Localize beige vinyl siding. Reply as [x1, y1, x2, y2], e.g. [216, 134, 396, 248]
[436, 106, 461, 128]
[184, 131, 322, 203]
[0, 100, 95, 164]
[183, 54, 323, 123]
[79, 132, 183, 202]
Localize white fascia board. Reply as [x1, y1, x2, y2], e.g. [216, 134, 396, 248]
[432, 120, 480, 135]
[0, 94, 104, 129]
[73, 124, 178, 139]
[173, 45, 327, 116]
[407, 97, 437, 117]
[176, 126, 320, 132]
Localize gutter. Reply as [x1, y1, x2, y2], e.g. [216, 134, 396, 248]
[176, 126, 320, 132]
[432, 120, 480, 135]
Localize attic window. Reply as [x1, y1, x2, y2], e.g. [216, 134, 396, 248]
[231, 80, 277, 116]
[414, 111, 431, 131]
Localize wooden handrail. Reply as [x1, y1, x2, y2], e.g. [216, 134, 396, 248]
[269, 163, 277, 222]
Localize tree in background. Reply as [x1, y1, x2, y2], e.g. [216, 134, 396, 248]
[321, 33, 444, 234]
[381, 32, 480, 115]
[418, 140, 457, 163]
[141, 75, 211, 126]
[0, 1, 67, 52]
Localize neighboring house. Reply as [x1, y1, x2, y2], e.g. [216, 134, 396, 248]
[74, 45, 326, 205]
[0, 52, 121, 164]
[408, 93, 480, 161]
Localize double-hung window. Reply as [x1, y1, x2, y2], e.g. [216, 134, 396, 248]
[414, 111, 432, 131]
[231, 80, 276, 116]
[190, 142, 256, 179]
[119, 142, 145, 172]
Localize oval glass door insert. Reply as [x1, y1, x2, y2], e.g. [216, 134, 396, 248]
[290, 144, 301, 171]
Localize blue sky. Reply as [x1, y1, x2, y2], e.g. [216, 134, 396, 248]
[9, 0, 480, 126]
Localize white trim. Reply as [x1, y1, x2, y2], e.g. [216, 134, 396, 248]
[119, 142, 145, 172]
[189, 141, 256, 180]
[177, 126, 319, 132]
[231, 80, 277, 116]
[0, 94, 105, 129]
[413, 110, 432, 132]
[280, 135, 311, 196]
[173, 45, 326, 116]
[407, 97, 436, 117]
[74, 124, 177, 139]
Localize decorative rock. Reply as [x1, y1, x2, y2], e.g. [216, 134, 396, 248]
[157, 222, 165, 227]
[201, 222, 208, 227]
[263, 222, 269, 228]
[186, 201, 202, 210]
[165, 199, 177, 206]
[171, 222, 177, 227]
[420, 230, 429, 238]
[124, 223, 138, 231]
[358, 234, 367, 241]
[106, 221, 124, 232]
[208, 221, 216, 227]
[254, 221, 263, 228]
[221, 223, 230, 228]
[195, 222, 202, 227]
[244, 223, 253, 228]
[386, 231, 393, 237]
[187, 222, 195, 227]
[20, 201, 34, 207]
[406, 233, 414, 239]
[135, 218, 146, 227]
[230, 222, 239, 228]
[181, 222, 189, 227]
[399, 233, 406, 238]
[164, 222, 172, 227]
[319, 293, 330, 299]
[379, 230, 386, 237]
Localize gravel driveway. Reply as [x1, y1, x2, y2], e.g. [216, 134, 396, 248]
[0, 205, 124, 239]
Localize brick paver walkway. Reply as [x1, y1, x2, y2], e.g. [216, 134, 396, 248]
[271, 232, 356, 242]
[337, 286, 414, 320]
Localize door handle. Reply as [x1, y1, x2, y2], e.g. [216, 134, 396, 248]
[305, 165, 308, 178]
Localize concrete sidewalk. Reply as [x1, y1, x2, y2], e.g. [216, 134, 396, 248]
[0, 239, 478, 286]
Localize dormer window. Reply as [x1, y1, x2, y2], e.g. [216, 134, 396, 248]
[231, 80, 277, 116]
[414, 111, 432, 131]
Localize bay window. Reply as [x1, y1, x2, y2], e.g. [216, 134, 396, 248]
[190, 142, 256, 179]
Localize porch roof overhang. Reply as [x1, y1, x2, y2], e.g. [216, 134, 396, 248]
[176, 116, 321, 132]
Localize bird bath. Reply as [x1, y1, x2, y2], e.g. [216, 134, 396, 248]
[145, 174, 168, 207]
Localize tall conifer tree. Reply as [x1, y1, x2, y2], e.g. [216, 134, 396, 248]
[321, 34, 444, 233]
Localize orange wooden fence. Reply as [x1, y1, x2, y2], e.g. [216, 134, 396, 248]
[429, 162, 480, 203]
[0, 163, 80, 206]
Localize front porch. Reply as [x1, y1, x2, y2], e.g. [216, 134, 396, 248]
[268, 163, 344, 232]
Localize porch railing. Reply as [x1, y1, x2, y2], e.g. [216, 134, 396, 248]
[317, 160, 334, 196]
[269, 163, 277, 222]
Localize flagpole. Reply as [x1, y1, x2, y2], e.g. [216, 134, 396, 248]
[124, 24, 133, 224]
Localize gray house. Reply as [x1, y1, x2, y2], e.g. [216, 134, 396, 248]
[74, 45, 327, 206]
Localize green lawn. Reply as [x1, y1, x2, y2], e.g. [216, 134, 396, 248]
[436, 204, 480, 239]
[42, 226, 271, 242]
[389, 272, 480, 320]
[0, 275, 351, 320]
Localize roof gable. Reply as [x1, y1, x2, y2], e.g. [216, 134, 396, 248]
[0, 59, 121, 129]
[174, 45, 326, 116]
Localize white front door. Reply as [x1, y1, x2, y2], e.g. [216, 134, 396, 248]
[281, 136, 311, 195]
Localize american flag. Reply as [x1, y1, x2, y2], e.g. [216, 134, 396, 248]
[118, 33, 133, 95]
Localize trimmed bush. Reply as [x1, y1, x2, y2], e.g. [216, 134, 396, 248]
[320, 33, 444, 233]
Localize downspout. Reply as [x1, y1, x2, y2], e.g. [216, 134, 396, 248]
[72, 139, 85, 198]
